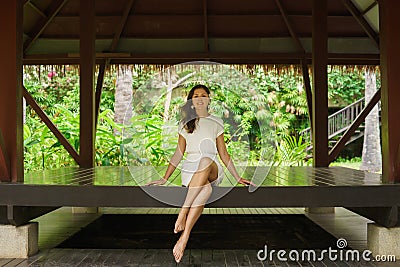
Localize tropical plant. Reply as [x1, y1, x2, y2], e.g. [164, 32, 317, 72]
[275, 135, 310, 166]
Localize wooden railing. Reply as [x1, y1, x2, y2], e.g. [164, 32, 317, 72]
[300, 97, 366, 141]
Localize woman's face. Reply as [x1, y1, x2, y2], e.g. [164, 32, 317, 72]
[191, 88, 210, 110]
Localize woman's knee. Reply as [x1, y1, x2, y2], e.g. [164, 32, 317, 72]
[201, 182, 212, 196]
[197, 157, 213, 171]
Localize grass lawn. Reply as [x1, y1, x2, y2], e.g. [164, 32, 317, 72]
[330, 161, 361, 170]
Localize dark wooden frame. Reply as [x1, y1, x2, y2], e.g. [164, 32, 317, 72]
[0, 1, 399, 234]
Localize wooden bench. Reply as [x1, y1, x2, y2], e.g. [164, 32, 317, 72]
[1, 166, 399, 227]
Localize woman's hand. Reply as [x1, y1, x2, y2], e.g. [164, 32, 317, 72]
[238, 178, 256, 186]
[146, 178, 167, 186]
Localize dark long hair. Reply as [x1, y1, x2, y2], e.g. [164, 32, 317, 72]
[181, 84, 211, 133]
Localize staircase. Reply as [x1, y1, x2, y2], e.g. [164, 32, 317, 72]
[300, 97, 380, 148]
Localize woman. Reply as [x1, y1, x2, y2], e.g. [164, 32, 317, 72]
[147, 84, 253, 263]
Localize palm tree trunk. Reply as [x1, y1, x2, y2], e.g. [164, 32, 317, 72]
[360, 68, 381, 172]
[114, 65, 133, 135]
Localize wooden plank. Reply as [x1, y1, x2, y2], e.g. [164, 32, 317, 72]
[0, 259, 13, 266]
[63, 249, 92, 265]
[102, 249, 126, 266]
[126, 249, 147, 266]
[211, 250, 226, 266]
[234, 250, 252, 266]
[201, 249, 213, 266]
[189, 249, 202, 265]
[87, 249, 118, 265]
[1, 259, 25, 267]
[74, 249, 103, 266]
[243, 250, 264, 267]
[139, 249, 158, 266]
[224, 250, 239, 266]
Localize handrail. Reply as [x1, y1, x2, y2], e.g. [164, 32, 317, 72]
[300, 96, 379, 141]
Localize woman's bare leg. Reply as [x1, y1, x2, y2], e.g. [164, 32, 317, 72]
[173, 158, 217, 262]
[174, 207, 189, 233]
[173, 183, 212, 263]
[174, 158, 218, 234]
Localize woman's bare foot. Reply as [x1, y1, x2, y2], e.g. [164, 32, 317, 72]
[173, 234, 189, 263]
[174, 209, 188, 233]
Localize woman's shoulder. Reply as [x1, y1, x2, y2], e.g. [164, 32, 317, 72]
[207, 114, 223, 124]
[207, 115, 224, 132]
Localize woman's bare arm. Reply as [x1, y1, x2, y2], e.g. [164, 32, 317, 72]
[146, 134, 186, 185]
[216, 134, 254, 185]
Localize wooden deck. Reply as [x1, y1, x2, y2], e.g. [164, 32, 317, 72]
[0, 207, 398, 266]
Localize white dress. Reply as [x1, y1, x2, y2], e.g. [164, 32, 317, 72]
[178, 115, 224, 187]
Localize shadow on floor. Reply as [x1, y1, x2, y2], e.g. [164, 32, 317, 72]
[57, 214, 339, 250]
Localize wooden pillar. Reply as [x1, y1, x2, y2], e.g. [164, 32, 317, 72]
[79, 0, 96, 168]
[0, 1, 23, 182]
[380, 0, 400, 183]
[312, 0, 329, 167]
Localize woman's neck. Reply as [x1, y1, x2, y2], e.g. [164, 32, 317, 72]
[196, 110, 210, 118]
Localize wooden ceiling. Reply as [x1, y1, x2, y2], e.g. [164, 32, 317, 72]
[22, 0, 380, 65]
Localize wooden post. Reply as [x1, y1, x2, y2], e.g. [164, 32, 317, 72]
[79, 0, 96, 168]
[0, 1, 23, 182]
[312, 0, 329, 167]
[380, 0, 400, 183]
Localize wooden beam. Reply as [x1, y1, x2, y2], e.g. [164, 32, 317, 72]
[23, 0, 68, 53]
[203, 0, 209, 53]
[301, 59, 313, 133]
[22, 52, 381, 65]
[380, 0, 400, 183]
[362, 1, 378, 15]
[23, 87, 80, 164]
[0, 130, 10, 181]
[0, 1, 24, 182]
[274, 0, 305, 53]
[347, 207, 399, 228]
[312, 0, 329, 167]
[79, 0, 96, 168]
[27, 2, 47, 19]
[329, 88, 381, 163]
[108, 0, 136, 52]
[341, 0, 379, 48]
[95, 60, 107, 128]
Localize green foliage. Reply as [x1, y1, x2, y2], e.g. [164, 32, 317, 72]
[275, 135, 311, 166]
[328, 67, 365, 106]
[23, 64, 367, 171]
[123, 114, 178, 166]
[252, 67, 309, 138]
